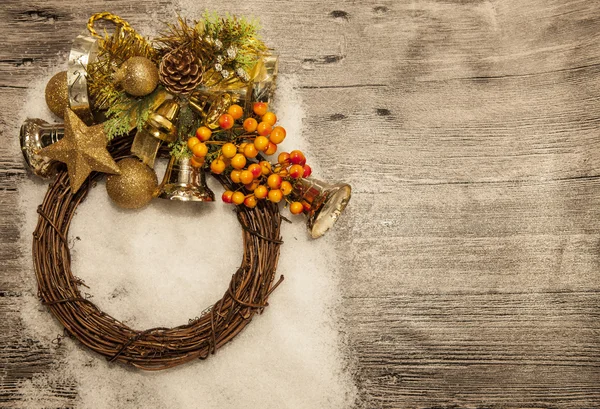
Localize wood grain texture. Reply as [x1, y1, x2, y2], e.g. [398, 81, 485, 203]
[1, 0, 599, 408]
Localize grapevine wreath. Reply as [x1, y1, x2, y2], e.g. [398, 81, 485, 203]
[21, 12, 352, 370]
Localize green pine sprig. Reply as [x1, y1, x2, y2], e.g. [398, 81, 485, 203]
[168, 139, 192, 160]
[103, 87, 164, 140]
[155, 12, 267, 88]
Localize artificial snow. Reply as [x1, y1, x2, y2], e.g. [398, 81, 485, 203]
[15, 38, 357, 409]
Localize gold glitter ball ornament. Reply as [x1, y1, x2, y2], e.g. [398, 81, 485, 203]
[114, 56, 159, 97]
[45, 71, 69, 118]
[106, 158, 158, 209]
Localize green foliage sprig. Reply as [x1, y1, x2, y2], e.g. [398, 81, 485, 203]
[155, 13, 267, 88]
[103, 87, 164, 140]
[168, 140, 192, 161]
[167, 102, 199, 160]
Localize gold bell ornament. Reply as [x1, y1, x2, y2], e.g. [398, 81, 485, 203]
[155, 156, 215, 202]
[291, 177, 352, 239]
[189, 90, 234, 130]
[130, 99, 180, 168]
[19, 118, 65, 178]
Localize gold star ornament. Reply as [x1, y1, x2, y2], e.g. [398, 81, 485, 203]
[39, 109, 120, 192]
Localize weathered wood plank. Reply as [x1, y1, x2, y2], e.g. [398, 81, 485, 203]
[345, 292, 600, 408]
[302, 66, 600, 185]
[5, 1, 599, 89]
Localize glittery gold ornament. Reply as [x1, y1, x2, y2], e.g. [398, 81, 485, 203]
[106, 158, 158, 209]
[38, 109, 120, 192]
[45, 71, 69, 118]
[114, 56, 159, 97]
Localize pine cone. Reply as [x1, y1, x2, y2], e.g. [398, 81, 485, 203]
[159, 49, 203, 95]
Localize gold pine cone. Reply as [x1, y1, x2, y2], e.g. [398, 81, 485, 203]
[159, 49, 203, 95]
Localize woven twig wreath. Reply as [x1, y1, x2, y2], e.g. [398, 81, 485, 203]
[32, 136, 284, 370]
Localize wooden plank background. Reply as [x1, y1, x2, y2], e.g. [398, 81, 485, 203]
[1, 0, 600, 407]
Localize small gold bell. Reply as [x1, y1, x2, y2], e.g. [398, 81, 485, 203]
[291, 177, 351, 238]
[19, 118, 65, 178]
[189, 90, 233, 129]
[155, 156, 215, 202]
[131, 99, 180, 168]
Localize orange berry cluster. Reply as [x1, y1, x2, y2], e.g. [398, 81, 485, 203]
[186, 125, 212, 168]
[185, 102, 283, 171]
[185, 102, 311, 215]
[222, 148, 311, 214]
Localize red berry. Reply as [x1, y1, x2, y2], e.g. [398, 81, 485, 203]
[259, 161, 272, 175]
[196, 126, 212, 141]
[240, 170, 254, 185]
[267, 174, 282, 189]
[248, 163, 262, 178]
[289, 150, 305, 165]
[264, 142, 277, 155]
[254, 185, 268, 199]
[268, 189, 283, 203]
[243, 117, 258, 132]
[222, 143, 237, 159]
[254, 136, 270, 151]
[222, 190, 234, 203]
[232, 191, 245, 205]
[187, 137, 200, 150]
[192, 142, 208, 157]
[211, 159, 226, 174]
[228, 104, 244, 120]
[289, 164, 304, 179]
[231, 154, 247, 170]
[281, 180, 293, 195]
[244, 143, 259, 159]
[290, 202, 304, 215]
[230, 170, 241, 183]
[257, 122, 272, 136]
[269, 126, 286, 144]
[278, 152, 290, 165]
[303, 164, 312, 178]
[218, 114, 235, 130]
[244, 195, 258, 208]
[253, 102, 268, 116]
[262, 112, 277, 126]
